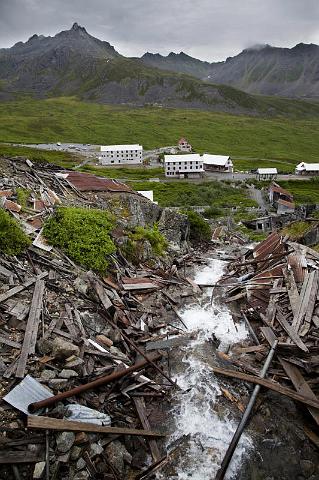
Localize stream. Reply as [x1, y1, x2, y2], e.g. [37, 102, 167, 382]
[161, 256, 253, 479]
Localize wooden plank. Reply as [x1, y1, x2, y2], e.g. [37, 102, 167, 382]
[276, 310, 308, 353]
[122, 283, 158, 291]
[94, 281, 113, 310]
[283, 268, 300, 316]
[299, 271, 319, 337]
[0, 271, 47, 304]
[73, 308, 87, 337]
[133, 397, 161, 461]
[211, 366, 319, 409]
[16, 279, 45, 378]
[0, 265, 14, 277]
[0, 335, 21, 349]
[0, 451, 45, 464]
[291, 271, 314, 332]
[279, 358, 319, 427]
[27, 416, 165, 437]
[63, 304, 78, 337]
[260, 326, 278, 347]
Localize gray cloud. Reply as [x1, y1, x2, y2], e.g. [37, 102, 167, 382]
[1, 0, 319, 61]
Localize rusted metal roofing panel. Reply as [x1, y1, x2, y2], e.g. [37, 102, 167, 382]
[253, 231, 284, 260]
[0, 190, 13, 198]
[269, 184, 293, 198]
[246, 264, 284, 311]
[65, 172, 133, 193]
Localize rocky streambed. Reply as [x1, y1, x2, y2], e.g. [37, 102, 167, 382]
[157, 251, 319, 480]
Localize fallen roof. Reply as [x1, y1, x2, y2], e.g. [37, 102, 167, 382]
[60, 171, 133, 193]
[269, 183, 293, 198]
[256, 168, 277, 174]
[202, 154, 231, 166]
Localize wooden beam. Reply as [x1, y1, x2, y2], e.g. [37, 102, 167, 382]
[94, 281, 113, 310]
[133, 397, 161, 462]
[210, 365, 319, 409]
[279, 358, 319, 427]
[16, 279, 45, 378]
[27, 416, 165, 438]
[0, 271, 47, 304]
[276, 310, 308, 353]
[300, 271, 318, 337]
[0, 451, 45, 464]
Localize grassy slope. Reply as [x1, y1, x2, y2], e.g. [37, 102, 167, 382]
[276, 179, 319, 204]
[1, 97, 319, 173]
[129, 180, 257, 208]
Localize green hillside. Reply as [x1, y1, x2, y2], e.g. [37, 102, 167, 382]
[1, 97, 319, 172]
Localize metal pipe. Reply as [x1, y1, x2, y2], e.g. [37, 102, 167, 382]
[99, 312, 178, 388]
[29, 352, 162, 412]
[215, 340, 278, 480]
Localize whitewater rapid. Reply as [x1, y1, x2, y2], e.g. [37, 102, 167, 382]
[162, 257, 252, 479]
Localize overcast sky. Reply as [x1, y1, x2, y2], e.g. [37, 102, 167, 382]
[1, 0, 319, 61]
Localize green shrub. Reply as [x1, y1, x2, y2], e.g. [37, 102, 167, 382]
[16, 188, 30, 209]
[43, 207, 116, 273]
[203, 206, 223, 219]
[0, 209, 31, 255]
[121, 224, 168, 264]
[131, 224, 168, 256]
[183, 210, 211, 242]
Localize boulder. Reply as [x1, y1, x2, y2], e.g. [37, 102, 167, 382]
[56, 431, 75, 453]
[52, 337, 80, 358]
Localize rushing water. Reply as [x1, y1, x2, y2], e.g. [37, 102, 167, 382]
[162, 257, 252, 480]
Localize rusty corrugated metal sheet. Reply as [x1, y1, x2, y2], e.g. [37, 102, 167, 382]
[65, 172, 133, 193]
[253, 231, 285, 260]
[269, 184, 293, 199]
[246, 264, 284, 311]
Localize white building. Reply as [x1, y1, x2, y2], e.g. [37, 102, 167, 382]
[164, 154, 203, 178]
[256, 168, 277, 180]
[295, 162, 319, 175]
[99, 144, 143, 165]
[202, 154, 233, 173]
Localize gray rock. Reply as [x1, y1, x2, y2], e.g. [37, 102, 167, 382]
[49, 378, 68, 390]
[74, 276, 89, 295]
[52, 337, 80, 358]
[73, 472, 89, 480]
[37, 337, 53, 355]
[41, 369, 56, 381]
[58, 369, 78, 379]
[33, 461, 46, 479]
[65, 357, 84, 368]
[104, 440, 132, 475]
[70, 446, 82, 461]
[158, 208, 189, 252]
[76, 458, 86, 470]
[90, 442, 103, 457]
[56, 431, 75, 453]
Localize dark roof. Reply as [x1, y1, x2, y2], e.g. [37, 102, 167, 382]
[65, 171, 133, 193]
[269, 183, 293, 199]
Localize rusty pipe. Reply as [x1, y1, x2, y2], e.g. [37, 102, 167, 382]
[29, 352, 162, 413]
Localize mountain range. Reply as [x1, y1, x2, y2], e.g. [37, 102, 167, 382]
[141, 43, 319, 98]
[1, 23, 319, 116]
